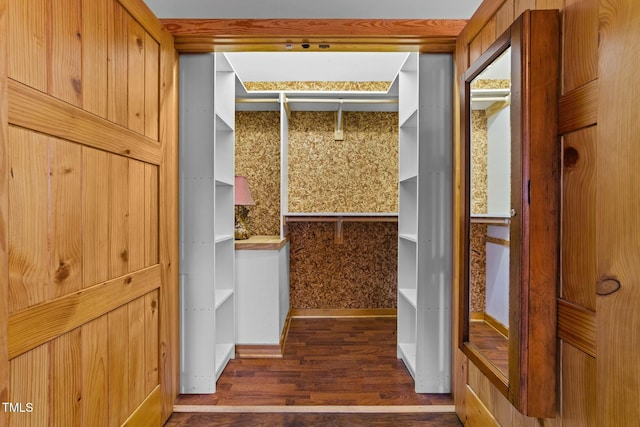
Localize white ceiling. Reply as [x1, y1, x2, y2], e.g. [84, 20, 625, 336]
[226, 52, 410, 83]
[145, 0, 482, 19]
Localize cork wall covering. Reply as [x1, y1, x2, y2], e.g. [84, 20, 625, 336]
[244, 81, 392, 92]
[471, 110, 488, 214]
[288, 222, 398, 309]
[288, 111, 398, 213]
[470, 223, 487, 313]
[471, 79, 511, 90]
[235, 111, 281, 235]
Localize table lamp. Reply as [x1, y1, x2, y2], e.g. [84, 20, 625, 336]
[234, 175, 255, 240]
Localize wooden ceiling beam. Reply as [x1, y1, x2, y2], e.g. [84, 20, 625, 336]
[160, 18, 468, 52]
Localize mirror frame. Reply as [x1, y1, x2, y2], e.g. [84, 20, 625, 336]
[459, 10, 560, 418]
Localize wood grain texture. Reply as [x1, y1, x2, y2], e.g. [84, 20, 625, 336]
[144, 290, 159, 394]
[557, 298, 595, 357]
[597, 0, 640, 424]
[108, 305, 129, 427]
[108, 154, 129, 279]
[8, 79, 163, 165]
[122, 385, 162, 427]
[158, 37, 180, 424]
[81, 0, 108, 117]
[81, 316, 109, 427]
[144, 34, 159, 141]
[128, 18, 146, 135]
[49, 0, 82, 107]
[107, 1, 129, 127]
[0, 0, 7, 415]
[8, 344, 49, 426]
[562, 0, 598, 93]
[49, 137, 83, 300]
[459, 0, 506, 45]
[7, 127, 49, 313]
[166, 412, 462, 426]
[562, 341, 596, 426]
[558, 79, 598, 135]
[7, 0, 47, 91]
[8, 265, 160, 359]
[144, 164, 159, 267]
[562, 127, 596, 310]
[234, 235, 288, 251]
[176, 317, 452, 407]
[162, 18, 466, 53]
[82, 147, 110, 288]
[128, 297, 146, 412]
[462, 386, 499, 427]
[128, 159, 146, 272]
[51, 329, 82, 426]
[117, 0, 164, 43]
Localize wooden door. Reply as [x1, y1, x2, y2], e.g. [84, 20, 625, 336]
[0, 0, 179, 426]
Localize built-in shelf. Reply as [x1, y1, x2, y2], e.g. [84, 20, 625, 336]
[399, 289, 417, 308]
[214, 343, 234, 377]
[397, 343, 417, 378]
[215, 289, 234, 310]
[399, 233, 417, 243]
[215, 234, 234, 244]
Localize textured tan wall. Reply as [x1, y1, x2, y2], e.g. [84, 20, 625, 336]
[471, 110, 488, 214]
[244, 81, 391, 92]
[235, 111, 281, 235]
[289, 222, 398, 309]
[288, 111, 398, 213]
[470, 223, 487, 313]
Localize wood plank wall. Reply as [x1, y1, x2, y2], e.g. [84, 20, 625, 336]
[454, 0, 640, 424]
[0, 0, 178, 425]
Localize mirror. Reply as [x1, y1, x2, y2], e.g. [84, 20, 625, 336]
[459, 10, 560, 418]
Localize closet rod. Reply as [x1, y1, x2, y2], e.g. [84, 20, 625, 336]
[235, 97, 398, 104]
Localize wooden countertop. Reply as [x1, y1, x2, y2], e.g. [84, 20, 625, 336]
[235, 235, 289, 250]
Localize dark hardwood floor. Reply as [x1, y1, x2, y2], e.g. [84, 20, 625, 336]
[167, 317, 462, 426]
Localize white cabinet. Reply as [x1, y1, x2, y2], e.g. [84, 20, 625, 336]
[397, 53, 453, 393]
[179, 53, 236, 393]
[235, 237, 290, 348]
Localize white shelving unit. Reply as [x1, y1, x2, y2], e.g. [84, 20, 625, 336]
[179, 53, 236, 393]
[397, 53, 453, 393]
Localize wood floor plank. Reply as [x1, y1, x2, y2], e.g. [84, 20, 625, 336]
[175, 317, 454, 407]
[165, 412, 462, 426]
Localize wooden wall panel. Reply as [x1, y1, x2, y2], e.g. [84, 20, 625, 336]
[128, 297, 146, 412]
[563, 341, 596, 426]
[3, 0, 176, 425]
[7, 0, 47, 91]
[49, 0, 82, 107]
[129, 159, 146, 272]
[49, 138, 83, 300]
[128, 18, 146, 135]
[81, 316, 109, 427]
[596, 0, 640, 423]
[108, 2, 129, 127]
[7, 127, 49, 313]
[82, 148, 110, 288]
[8, 345, 49, 427]
[144, 164, 159, 266]
[455, 0, 606, 425]
[144, 290, 159, 393]
[108, 155, 129, 279]
[108, 305, 129, 427]
[50, 329, 82, 426]
[0, 0, 8, 416]
[81, 0, 109, 117]
[562, 127, 596, 309]
[562, 0, 598, 93]
[144, 34, 160, 140]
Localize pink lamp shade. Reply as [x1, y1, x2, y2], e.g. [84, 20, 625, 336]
[234, 176, 255, 206]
